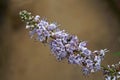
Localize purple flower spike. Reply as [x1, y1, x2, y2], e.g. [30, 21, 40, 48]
[85, 59, 93, 68]
[68, 54, 82, 65]
[79, 41, 87, 49]
[36, 26, 50, 42]
[47, 23, 57, 31]
[29, 28, 37, 38]
[50, 39, 67, 61]
[82, 67, 90, 75]
[20, 10, 118, 80]
[81, 48, 92, 56]
[65, 35, 79, 54]
[38, 19, 49, 28]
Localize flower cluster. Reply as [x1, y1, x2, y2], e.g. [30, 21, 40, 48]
[68, 43, 108, 75]
[19, 10, 120, 80]
[102, 62, 120, 80]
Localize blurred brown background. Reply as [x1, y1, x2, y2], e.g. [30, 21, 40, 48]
[0, 0, 120, 80]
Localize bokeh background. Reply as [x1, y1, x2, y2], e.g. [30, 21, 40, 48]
[0, 0, 120, 80]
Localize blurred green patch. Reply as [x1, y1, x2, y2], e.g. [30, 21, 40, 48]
[114, 52, 120, 56]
